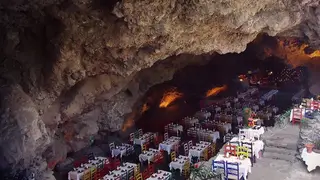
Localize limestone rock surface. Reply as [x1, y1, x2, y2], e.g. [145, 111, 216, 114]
[298, 112, 320, 156]
[0, 0, 320, 178]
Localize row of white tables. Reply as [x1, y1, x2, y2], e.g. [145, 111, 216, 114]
[212, 126, 266, 180]
[68, 157, 108, 180]
[188, 141, 211, 158]
[103, 162, 137, 180]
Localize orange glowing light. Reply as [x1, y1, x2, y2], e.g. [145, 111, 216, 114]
[159, 89, 183, 108]
[206, 85, 227, 97]
[122, 112, 136, 132]
[141, 103, 149, 113]
[308, 50, 320, 58]
[262, 38, 320, 67]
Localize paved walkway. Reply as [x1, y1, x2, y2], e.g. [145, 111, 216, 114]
[249, 124, 320, 180]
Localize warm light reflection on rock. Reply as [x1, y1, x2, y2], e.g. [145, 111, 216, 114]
[122, 112, 136, 131]
[159, 88, 183, 108]
[308, 50, 320, 58]
[141, 103, 149, 113]
[206, 85, 227, 97]
[263, 38, 320, 66]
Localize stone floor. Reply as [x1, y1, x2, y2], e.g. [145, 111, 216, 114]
[248, 124, 320, 180]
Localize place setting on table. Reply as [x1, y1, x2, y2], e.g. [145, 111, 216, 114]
[169, 155, 191, 171]
[139, 148, 160, 164]
[103, 170, 121, 180]
[214, 150, 252, 180]
[188, 141, 210, 158]
[111, 145, 127, 158]
[103, 162, 137, 180]
[229, 135, 264, 159]
[158, 136, 181, 153]
[183, 117, 199, 127]
[68, 157, 108, 180]
[197, 128, 220, 142]
[214, 120, 232, 133]
[146, 170, 172, 180]
[239, 125, 265, 140]
[133, 132, 155, 146]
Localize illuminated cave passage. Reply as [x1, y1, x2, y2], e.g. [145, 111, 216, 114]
[2, 0, 320, 177]
[127, 34, 311, 134]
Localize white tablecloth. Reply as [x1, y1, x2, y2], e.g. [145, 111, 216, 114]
[103, 162, 137, 180]
[184, 117, 199, 126]
[171, 124, 183, 132]
[230, 137, 264, 158]
[68, 157, 108, 180]
[158, 136, 180, 153]
[169, 155, 191, 171]
[146, 170, 171, 180]
[223, 123, 232, 132]
[189, 128, 220, 142]
[301, 148, 320, 172]
[214, 154, 252, 180]
[133, 132, 154, 146]
[239, 126, 265, 139]
[139, 148, 159, 163]
[112, 146, 127, 158]
[188, 141, 210, 158]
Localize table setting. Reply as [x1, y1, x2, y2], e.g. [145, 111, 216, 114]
[214, 154, 252, 180]
[188, 141, 210, 158]
[68, 157, 108, 180]
[146, 170, 171, 180]
[239, 126, 265, 139]
[139, 148, 159, 163]
[103, 162, 137, 180]
[158, 136, 180, 153]
[133, 132, 154, 146]
[112, 145, 127, 158]
[183, 117, 199, 127]
[169, 155, 191, 171]
[230, 137, 264, 158]
[200, 129, 220, 142]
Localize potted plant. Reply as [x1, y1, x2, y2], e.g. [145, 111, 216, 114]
[305, 131, 320, 153]
[190, 163, 223, 180]
[313, 140, 320, 153]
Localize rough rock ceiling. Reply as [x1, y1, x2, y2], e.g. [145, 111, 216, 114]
[0, 0, 320, 179]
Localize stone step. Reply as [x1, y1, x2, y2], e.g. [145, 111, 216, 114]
[262, 151, 297, 162]
[264, 146, 297, 156]
[264, 139, 298, 150]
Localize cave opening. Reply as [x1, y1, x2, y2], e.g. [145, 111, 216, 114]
[126, 34, 311, 134]
[1, 30, 320, 180]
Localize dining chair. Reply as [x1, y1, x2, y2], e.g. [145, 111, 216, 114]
[170, 151, 176, 161]
[242, 142, 255, 165]
[236, 146, 249, 159]
[226, 162, 243, 180]
[224, 144, 237, 156]
[212, 160, 225, 175]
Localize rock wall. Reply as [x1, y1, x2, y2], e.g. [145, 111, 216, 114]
[1, 0, 320, 178]
[298, 112, 320, 156]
